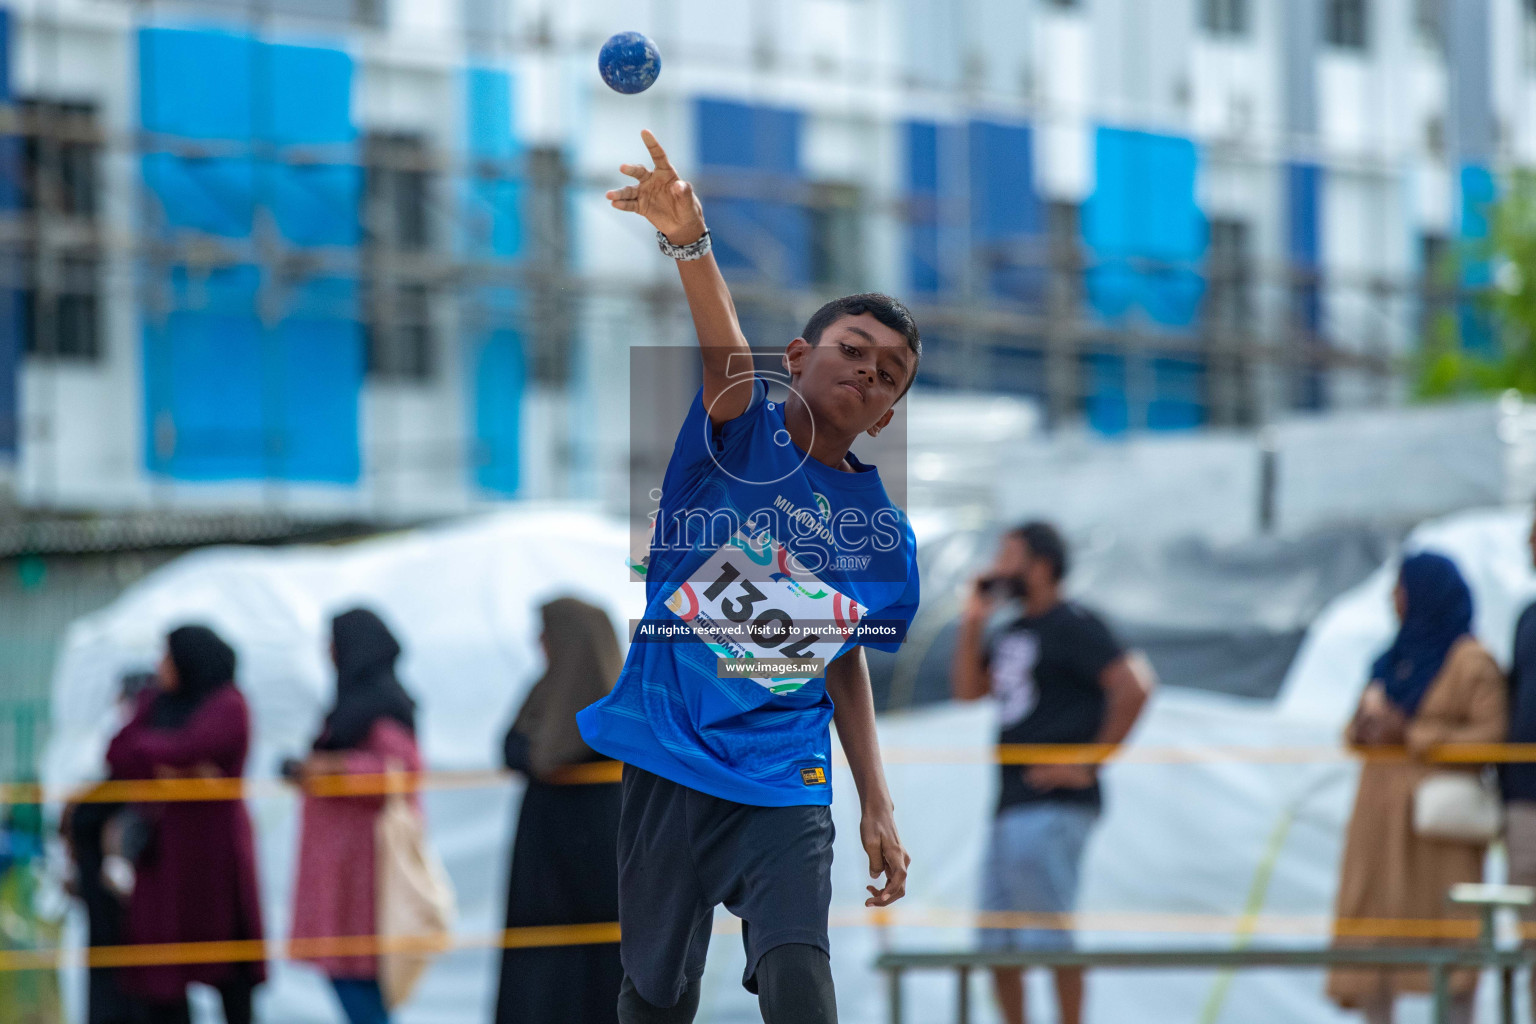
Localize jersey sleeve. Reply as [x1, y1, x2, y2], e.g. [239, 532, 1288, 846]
[857, 524, 921, 654]
[665, 377, 769, 485]
[1072, 609, 1126, 681]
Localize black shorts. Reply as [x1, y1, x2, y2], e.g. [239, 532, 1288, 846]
[617, 764, 835, 1007]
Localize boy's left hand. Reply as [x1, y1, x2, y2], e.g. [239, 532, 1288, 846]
[861, 805, 910, 907]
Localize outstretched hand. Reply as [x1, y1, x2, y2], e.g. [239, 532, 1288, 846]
[605, 129, 707, 245]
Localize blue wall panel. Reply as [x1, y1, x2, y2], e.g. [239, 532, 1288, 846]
[140, 28, 257, 140]
[141, 153, 256, 236]
[139, 27, 362, 483]
[1083, 353, 1129, 435]
[1286, 161, 1325, 410]
[1083, 128, 1208, 429]
[265, 161, 360, 247]
[698, 99, 800, 173]
[0, 6, 9, 102]
[695, 98, 809, 287]
[0, 5, 17, 458]
[465, 68, 524, 495]
[143, 267, 266, 480]
[904, 120, 1207, 431]
[902, 117, 1048, 405]
[264, 42, 359, 249]
[468, 175, 522, 259]
[144, 268, 360, 482]
[1286, 163, 1321, 268]
[904, 121, 943, 295]
[1147, 355, 1205, 430]
[465, 66, 521, 260]
[273, 276, 363, 483]
[1084, 127, 1206, 329]
[968, 119, 1045, 304]
[475, 328, 524, 495]
[905, 118, 1046, 301]
[1458, 164, 1496, 356]
[698, 99, 759, 171]
[265, 43, 354, 145]
[467, 66, 515, 160]
[140, 30, 360, 247]
[969, 121, 1039, 240]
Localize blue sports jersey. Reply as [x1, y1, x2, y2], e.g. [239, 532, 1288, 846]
[577, 377, 921, 806]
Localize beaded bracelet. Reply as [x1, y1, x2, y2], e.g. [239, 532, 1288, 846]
[657, 229, 712, 261]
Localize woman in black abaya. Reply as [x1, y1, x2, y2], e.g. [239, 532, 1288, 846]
[493, 597, 623, 1024]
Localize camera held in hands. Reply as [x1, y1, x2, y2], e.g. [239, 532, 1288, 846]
[978, 575, 1026, 601]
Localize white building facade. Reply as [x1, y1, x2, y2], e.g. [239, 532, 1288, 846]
[0, 0, 1532, 522]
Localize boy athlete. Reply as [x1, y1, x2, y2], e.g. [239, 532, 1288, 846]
[576, 131, 921, 1024]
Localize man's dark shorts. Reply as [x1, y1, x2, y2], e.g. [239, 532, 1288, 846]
[617, 764, 835, 1008]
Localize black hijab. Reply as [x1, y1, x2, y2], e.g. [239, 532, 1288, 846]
[508, 597, 622, 778]
[151, 625, 237, 729]
[314, 608, 417, 751]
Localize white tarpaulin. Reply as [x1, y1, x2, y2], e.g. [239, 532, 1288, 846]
[41, 504, 1536, 1023]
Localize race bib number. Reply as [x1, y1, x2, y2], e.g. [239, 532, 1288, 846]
[664, 527, 864, 694]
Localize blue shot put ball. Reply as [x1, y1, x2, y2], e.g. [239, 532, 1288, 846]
[599, 31, 661, 94]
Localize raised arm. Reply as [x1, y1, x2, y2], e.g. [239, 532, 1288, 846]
[606, 130, 754, 424]
[950, 579, 997, 702]
[826, 646, 909, 907]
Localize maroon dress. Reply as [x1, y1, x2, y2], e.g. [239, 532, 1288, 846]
[104, 686, 267, 1001]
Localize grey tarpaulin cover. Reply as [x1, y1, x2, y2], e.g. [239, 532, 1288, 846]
[869, 523, 1398, 709]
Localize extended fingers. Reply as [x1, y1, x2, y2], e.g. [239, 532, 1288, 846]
[641, 129, 673, 169]
[606, 183, 640, 211]
[619, 163, 650, 182]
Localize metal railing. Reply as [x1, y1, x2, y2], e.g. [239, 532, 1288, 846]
[875, 946, 1531, 1024]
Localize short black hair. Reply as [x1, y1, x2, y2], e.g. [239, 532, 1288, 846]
[1009, 521, 1068, 581]
[801, 292, 921, 391]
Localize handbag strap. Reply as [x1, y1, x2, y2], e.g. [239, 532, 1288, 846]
[380, 757, 411, 803]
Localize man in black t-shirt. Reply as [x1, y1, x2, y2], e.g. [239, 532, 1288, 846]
[951, 522, 1155, 1024]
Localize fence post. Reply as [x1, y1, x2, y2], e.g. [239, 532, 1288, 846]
[956, 964, 970, 1024]
[1431, 962, 1450, 1024]
[888, 965, 903, 1024]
